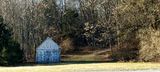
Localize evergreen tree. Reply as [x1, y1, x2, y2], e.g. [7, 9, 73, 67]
[0, 16, 24, 66]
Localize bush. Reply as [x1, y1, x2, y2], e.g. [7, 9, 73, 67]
[0, 40, 24, 66]
[0, 16, 24, 66]
[60, 38, 74, 54]
[138, 28, 160, 62]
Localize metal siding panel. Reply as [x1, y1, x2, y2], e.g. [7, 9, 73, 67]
[36, 49, 60, 64]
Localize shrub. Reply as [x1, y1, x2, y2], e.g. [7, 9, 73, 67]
[137, 28, 160, 62]
[60, 38, 74, 54]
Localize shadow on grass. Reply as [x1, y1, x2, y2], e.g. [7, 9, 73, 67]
[1, 61, 114, 67]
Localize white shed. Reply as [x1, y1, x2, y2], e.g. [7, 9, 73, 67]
[36, 37, 61, 63]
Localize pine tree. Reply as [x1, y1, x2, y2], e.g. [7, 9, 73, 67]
[0, 16, 24, 66]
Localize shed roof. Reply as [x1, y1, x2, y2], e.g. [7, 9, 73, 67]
[37, 37, 59, 50]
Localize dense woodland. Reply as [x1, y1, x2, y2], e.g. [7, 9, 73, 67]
[0, 0, 160, 65]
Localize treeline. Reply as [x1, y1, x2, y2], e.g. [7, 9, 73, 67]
[0, 0, 160, 62]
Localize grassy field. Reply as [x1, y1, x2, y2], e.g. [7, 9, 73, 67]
[0, 62, 160, 72]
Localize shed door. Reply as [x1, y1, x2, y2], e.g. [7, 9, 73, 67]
[52, 52, 59, 62]
[45, 51, 52, 63]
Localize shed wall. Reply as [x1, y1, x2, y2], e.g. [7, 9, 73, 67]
[36, 49, 60, 63]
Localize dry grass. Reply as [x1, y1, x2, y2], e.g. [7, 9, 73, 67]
[0, 63, 160, 72]
[62, 55, 109, 61]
